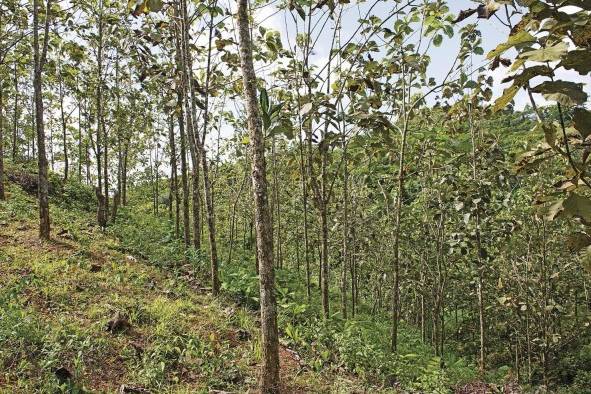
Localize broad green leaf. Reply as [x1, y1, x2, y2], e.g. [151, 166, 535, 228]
[548, 193, 591, 223]
[560, 49, 591, 74]
[502, 65, 553, 87]
[531, 81, 588, 106]
[487, 31, 536, 60]
[567, 232, 591, 252]
[147, 0, 163, 12]
[573, 108, 591, 139]
[521, 42, 568, 62]
[533, 121, 557, 147]
[493, 85, 519, 112]
[259, 88, 270, 114]
[433, 34, 443, 47]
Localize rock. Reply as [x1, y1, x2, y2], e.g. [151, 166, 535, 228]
[57, 229, 74, 240]
[237, 329, 251, 341]
[54, 366, 72, 383]
[105, 312, 131, 333]
[119, 384, 150, 393]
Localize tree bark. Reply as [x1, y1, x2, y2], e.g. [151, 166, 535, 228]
[169, 115, 180, 237]
[58, 62, 68, 181]
[0, 78, 5, 200]
[12, 63, 18, 161]
[95, 0, 107, 225]
[178, 92, 191, 249]
[237, 0, 280, 390]
[33, 0, 52, 239]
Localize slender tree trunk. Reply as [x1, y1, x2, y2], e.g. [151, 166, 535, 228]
[469, 102, 486, 376]
[12, 63, 18, 161]
[390, 120, 408, 351]
[320, 196, 329, 317]
[0, 81, 5, 200]
[177, 92, 190, 248]
[176, 0, 201, 251]
[237, 0, 280, 390]
[228, 170, 247, 265]
[33, 0, 52, 239]
[122, 140, 128, 205]
[169, 115, 180, 237]
[95, 0, 107, 227]
[341, 116, 348, 319]
[78, 94, 83, 181]
[31, 81, 36, 159]
[197, 9, 220, 296]
[115, 55, 122, 202]
[58, 71, 68, 181]
[298, 127, 311, 300]
[351, 225, 357, 317]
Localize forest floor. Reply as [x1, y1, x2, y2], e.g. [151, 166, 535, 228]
[0, 178, 371, 393]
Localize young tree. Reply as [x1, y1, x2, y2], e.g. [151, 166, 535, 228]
[237, 0, 280, 390]
[33, 0, 53, 239]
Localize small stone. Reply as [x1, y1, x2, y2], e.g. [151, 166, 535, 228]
[105, 312, 131, 333]
[54, 366, 72, 383]
[119, 384, 150, 393]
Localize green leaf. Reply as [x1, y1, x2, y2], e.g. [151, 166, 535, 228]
[147, 0, 163, 12]
[560, 49, 591, 74]
[531, 81, 588, 106]
[547, 193, 591, 223]
[573, 108, 591, 139]
[433, 34, 443, 47]
[493, 85, 519, 112]
[567, 232, 591, 252]
[521, 42, 568, 62]
[268, 121, 294, 140]
[533, 121, 557, 147]
[259, 88, 270, 114]
[487, 31, 536, 60]
[501, 65, 553, 87]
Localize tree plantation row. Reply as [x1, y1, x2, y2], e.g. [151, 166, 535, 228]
[1, 0, 591, 392]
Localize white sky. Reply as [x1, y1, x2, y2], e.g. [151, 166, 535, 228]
[249, 0, 589, 109]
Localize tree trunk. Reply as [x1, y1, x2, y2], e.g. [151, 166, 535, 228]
[95, 0, 107, 225]
[469, 102, 486, 376]
[177, 93, 190, 249]
[390, 119, 408, 352]
[341, 115, 348, 319]
[169, 115, 180, 237]
[0, 80, 5, 200]
[78, 94, 83, 181]
[12, 63, 18, 161]
[59, 71, 68, 181]
[237, 0, 280, 390]
[33, 0, 52, 239]
[298, 123, 311, 300]
[111, 190, 120, 222]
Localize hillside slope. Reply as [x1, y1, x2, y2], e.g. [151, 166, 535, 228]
[0, 178, 369, 393]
